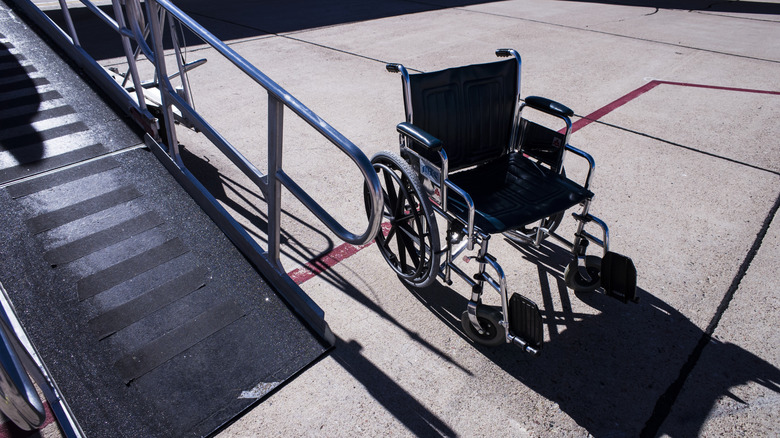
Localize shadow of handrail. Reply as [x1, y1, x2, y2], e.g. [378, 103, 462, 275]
[0, 40, 44, 180]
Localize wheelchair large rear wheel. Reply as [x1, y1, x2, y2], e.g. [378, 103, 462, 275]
[368, 151, 440, 288]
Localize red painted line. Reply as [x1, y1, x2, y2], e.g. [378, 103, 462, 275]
[0, 401, 55, 438]
[571, 80, 662, 133]
[288, 240, 375, 284]
[289, 80, 779, 284]
[572, 80, 780, 133]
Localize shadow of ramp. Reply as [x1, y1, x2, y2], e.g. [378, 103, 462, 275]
[331, 337, 457, 437]
[179, 146, 343, 269]
[404, 241, 780, 436]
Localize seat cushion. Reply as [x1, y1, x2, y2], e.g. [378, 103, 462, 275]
[447, 153, 593, 234]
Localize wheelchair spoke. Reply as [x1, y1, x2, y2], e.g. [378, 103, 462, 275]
[382, 168, 400, 211]
[397, 224, 422, 269]
[369, 151, 441, 287]
[394, 230, 410, 272]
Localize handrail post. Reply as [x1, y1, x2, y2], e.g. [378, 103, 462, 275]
[267, 95, 285, 271]
[56, 0, 80, 46]
[112, 0, 147, 113]
[145, 0, 180, 160]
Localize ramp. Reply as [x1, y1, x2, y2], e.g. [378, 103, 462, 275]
[0, 7, 327, 437]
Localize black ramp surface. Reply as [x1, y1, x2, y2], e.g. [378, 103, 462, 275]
[0, 7, 327, 437]
[0, 148, 329, 437]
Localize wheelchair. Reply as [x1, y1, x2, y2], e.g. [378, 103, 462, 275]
[369, 49, 637, 355]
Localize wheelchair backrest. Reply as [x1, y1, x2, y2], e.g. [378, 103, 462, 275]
[406, 59, 518, 171]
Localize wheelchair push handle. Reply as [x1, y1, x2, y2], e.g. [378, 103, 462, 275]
[495, 48, 513, 57]
[386, 64, 401, 73]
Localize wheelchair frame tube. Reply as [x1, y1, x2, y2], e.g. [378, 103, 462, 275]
[517, 102, 573, 175]
[396, 143, 477, 252]
[564, 144, 596, 190]
[495, 49, 524, 157]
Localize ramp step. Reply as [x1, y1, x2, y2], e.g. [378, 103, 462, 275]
[0, 105, 76, 128]
[0, 51, 24, 63]
[1, 121, 89, 150]
[77, 238, 190, 300]
[0, 64, 37, 76]
[88, 267, 207, 340]
[26, 185, 142, 234]
[115, 300, 246, 383]
[0, 143, 109, 184]
[0, 76, 48, 93]
[44, 210, 165, 265]
[6, 155, 120, 198]
[0, 89, 61, 108]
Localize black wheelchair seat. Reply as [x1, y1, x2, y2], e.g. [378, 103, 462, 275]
[448, 153, 593, 234]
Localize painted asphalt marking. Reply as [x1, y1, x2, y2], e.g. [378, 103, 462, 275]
[572, 80, 780, 134]
[288, 80, 780, 285]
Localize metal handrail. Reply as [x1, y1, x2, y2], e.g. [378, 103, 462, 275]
[12, 0, 383, 345]
[146, 0, 382, 252]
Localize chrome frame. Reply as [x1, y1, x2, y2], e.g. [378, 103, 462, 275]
[0, 283, 83, 437]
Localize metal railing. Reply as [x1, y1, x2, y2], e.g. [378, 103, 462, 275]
[12, 0, 383, 343]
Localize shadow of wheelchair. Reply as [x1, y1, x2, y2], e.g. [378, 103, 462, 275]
[404, 239, 780, 437]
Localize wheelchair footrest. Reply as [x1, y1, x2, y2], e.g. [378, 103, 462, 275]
[601, 251, 638, 303]
[508, 293, 544, 353]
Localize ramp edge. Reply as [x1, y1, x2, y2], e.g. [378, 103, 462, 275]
[145, 134, 336, 347]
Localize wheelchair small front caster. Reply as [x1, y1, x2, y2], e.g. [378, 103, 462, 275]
[460, 307, 506, 347]
[564, 255, 602, 292]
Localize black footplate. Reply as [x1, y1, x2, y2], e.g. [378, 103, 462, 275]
[509, 293, 544, 352]
[601, 251, 638, 303]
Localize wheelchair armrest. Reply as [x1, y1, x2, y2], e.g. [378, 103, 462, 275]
[524, 96, 574, 118]
[564, 144, 595, 189]
[397, 122, 442, 152]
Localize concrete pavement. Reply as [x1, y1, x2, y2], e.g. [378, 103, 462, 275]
[10, 0, 780, 436]
[168, 1, 777, 436]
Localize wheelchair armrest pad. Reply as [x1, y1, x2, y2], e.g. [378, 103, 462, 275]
[396, 122, 442, 152]
[525, 96, 574, 118]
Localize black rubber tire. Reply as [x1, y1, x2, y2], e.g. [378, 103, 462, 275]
[460, 307, 506, 347]
[367, 151, 440, 288]
[564, 255, 602, 292]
